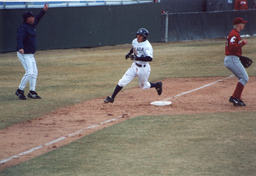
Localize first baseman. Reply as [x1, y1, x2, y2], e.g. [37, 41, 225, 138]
[15, 3, 48, 100]
[224, 17, 249, 106]
[104, 28, 162, 103]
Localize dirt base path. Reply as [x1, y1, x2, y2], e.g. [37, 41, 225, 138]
[1, 76, 256, 170]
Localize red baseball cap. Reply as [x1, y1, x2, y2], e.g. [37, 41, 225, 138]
[233, 17, 248, 25]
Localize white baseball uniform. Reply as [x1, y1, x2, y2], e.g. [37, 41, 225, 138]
[118, 38, 153, 89]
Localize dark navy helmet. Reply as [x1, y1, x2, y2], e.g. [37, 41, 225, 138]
[136, 28, 149, 41]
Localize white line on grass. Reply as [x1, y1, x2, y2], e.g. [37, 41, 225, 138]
[0, 116, 123, 164]
[0, 75, 234, 165]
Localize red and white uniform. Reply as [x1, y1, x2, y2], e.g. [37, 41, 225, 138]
[224, 29, 248, 86]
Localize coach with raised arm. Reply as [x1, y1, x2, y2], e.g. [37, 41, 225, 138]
[15, 3, 48, 100]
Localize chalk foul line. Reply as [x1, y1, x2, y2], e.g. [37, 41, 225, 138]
[163, 75, 234, 101]
[0, 75, 234, 165]
[0, 116, 123, 164]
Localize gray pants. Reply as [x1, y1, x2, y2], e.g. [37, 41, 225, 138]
[224, 55, 249, 86]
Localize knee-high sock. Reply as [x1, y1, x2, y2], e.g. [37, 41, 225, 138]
[150, 82, 156, 88]
[232, 82, 244, 99]
[111, 85, 123, 99]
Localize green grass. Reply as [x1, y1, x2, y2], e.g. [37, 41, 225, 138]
[1, 112, 256, 176]
[1, 38, 256, 129]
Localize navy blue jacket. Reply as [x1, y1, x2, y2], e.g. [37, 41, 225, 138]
[16, 10, 46, 54]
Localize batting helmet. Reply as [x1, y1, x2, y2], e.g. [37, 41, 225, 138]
[136, 28, 149, 41]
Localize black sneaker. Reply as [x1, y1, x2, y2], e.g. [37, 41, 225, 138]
[155, 82, 162, 95]
[15, 89, 26, 100]
[104, 96, 114, 103]
[27, 91, 41, 99]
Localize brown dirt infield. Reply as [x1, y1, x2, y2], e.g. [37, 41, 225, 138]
[0, 76, 256, 170]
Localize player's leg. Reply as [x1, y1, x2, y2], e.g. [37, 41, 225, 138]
[16, 52, 33, 100]
[224, 55, 249, 106]
[17, 53, 33, 90]
[29, 55, 38, 91]
[138, 66, 151, 89]
[138, 65, 162, 95]
[104, 66, 136, 103]
[27, 55, 41, 99]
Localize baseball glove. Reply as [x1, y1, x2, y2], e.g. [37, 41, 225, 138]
[239, 56, 253, 68]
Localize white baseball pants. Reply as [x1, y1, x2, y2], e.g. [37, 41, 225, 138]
[118, 62, 151, 89]
[17, 52, 38, 91]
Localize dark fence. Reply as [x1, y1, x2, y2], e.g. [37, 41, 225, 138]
[162, 9, 256, 42]
[1, 3, 256, 53]
[160, 0, 256, 13]
[0, 3, 162, 53]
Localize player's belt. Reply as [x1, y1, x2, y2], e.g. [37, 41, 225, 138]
[135, 63, 146, 67]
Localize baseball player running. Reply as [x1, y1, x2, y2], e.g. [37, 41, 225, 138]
[15, 3, 48, 100]
[224, 17, 249, 106]
[104, 28, 162, 103]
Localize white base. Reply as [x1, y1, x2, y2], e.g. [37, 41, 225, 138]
[150, 101, 172, 106]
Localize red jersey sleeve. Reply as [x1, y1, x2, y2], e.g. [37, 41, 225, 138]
[225, 29, 245, 56]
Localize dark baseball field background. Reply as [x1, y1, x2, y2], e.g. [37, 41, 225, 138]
[1, 2, 256, 53]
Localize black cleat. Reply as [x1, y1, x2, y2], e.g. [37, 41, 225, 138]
[104, 96, 114, 103]
[229, 96, 237, 104]
[229, 96, 246, 106]
[155, 82, 162, 95]
[15, 89, 26, 100]
[237, 99, 246, 106]
[27, 91, 41, 99]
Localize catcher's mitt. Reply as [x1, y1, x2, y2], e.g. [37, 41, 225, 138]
[239, 56, 253, 68]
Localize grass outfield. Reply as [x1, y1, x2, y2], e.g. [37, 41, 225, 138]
[1, 112, 256, 176]
[0, 38, 255, 129]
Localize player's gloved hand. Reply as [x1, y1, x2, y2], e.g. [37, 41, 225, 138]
[130, 55, 136, 60]
[125, 53, 131, 60]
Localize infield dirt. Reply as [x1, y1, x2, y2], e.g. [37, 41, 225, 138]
[1, 76, 256, 170]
